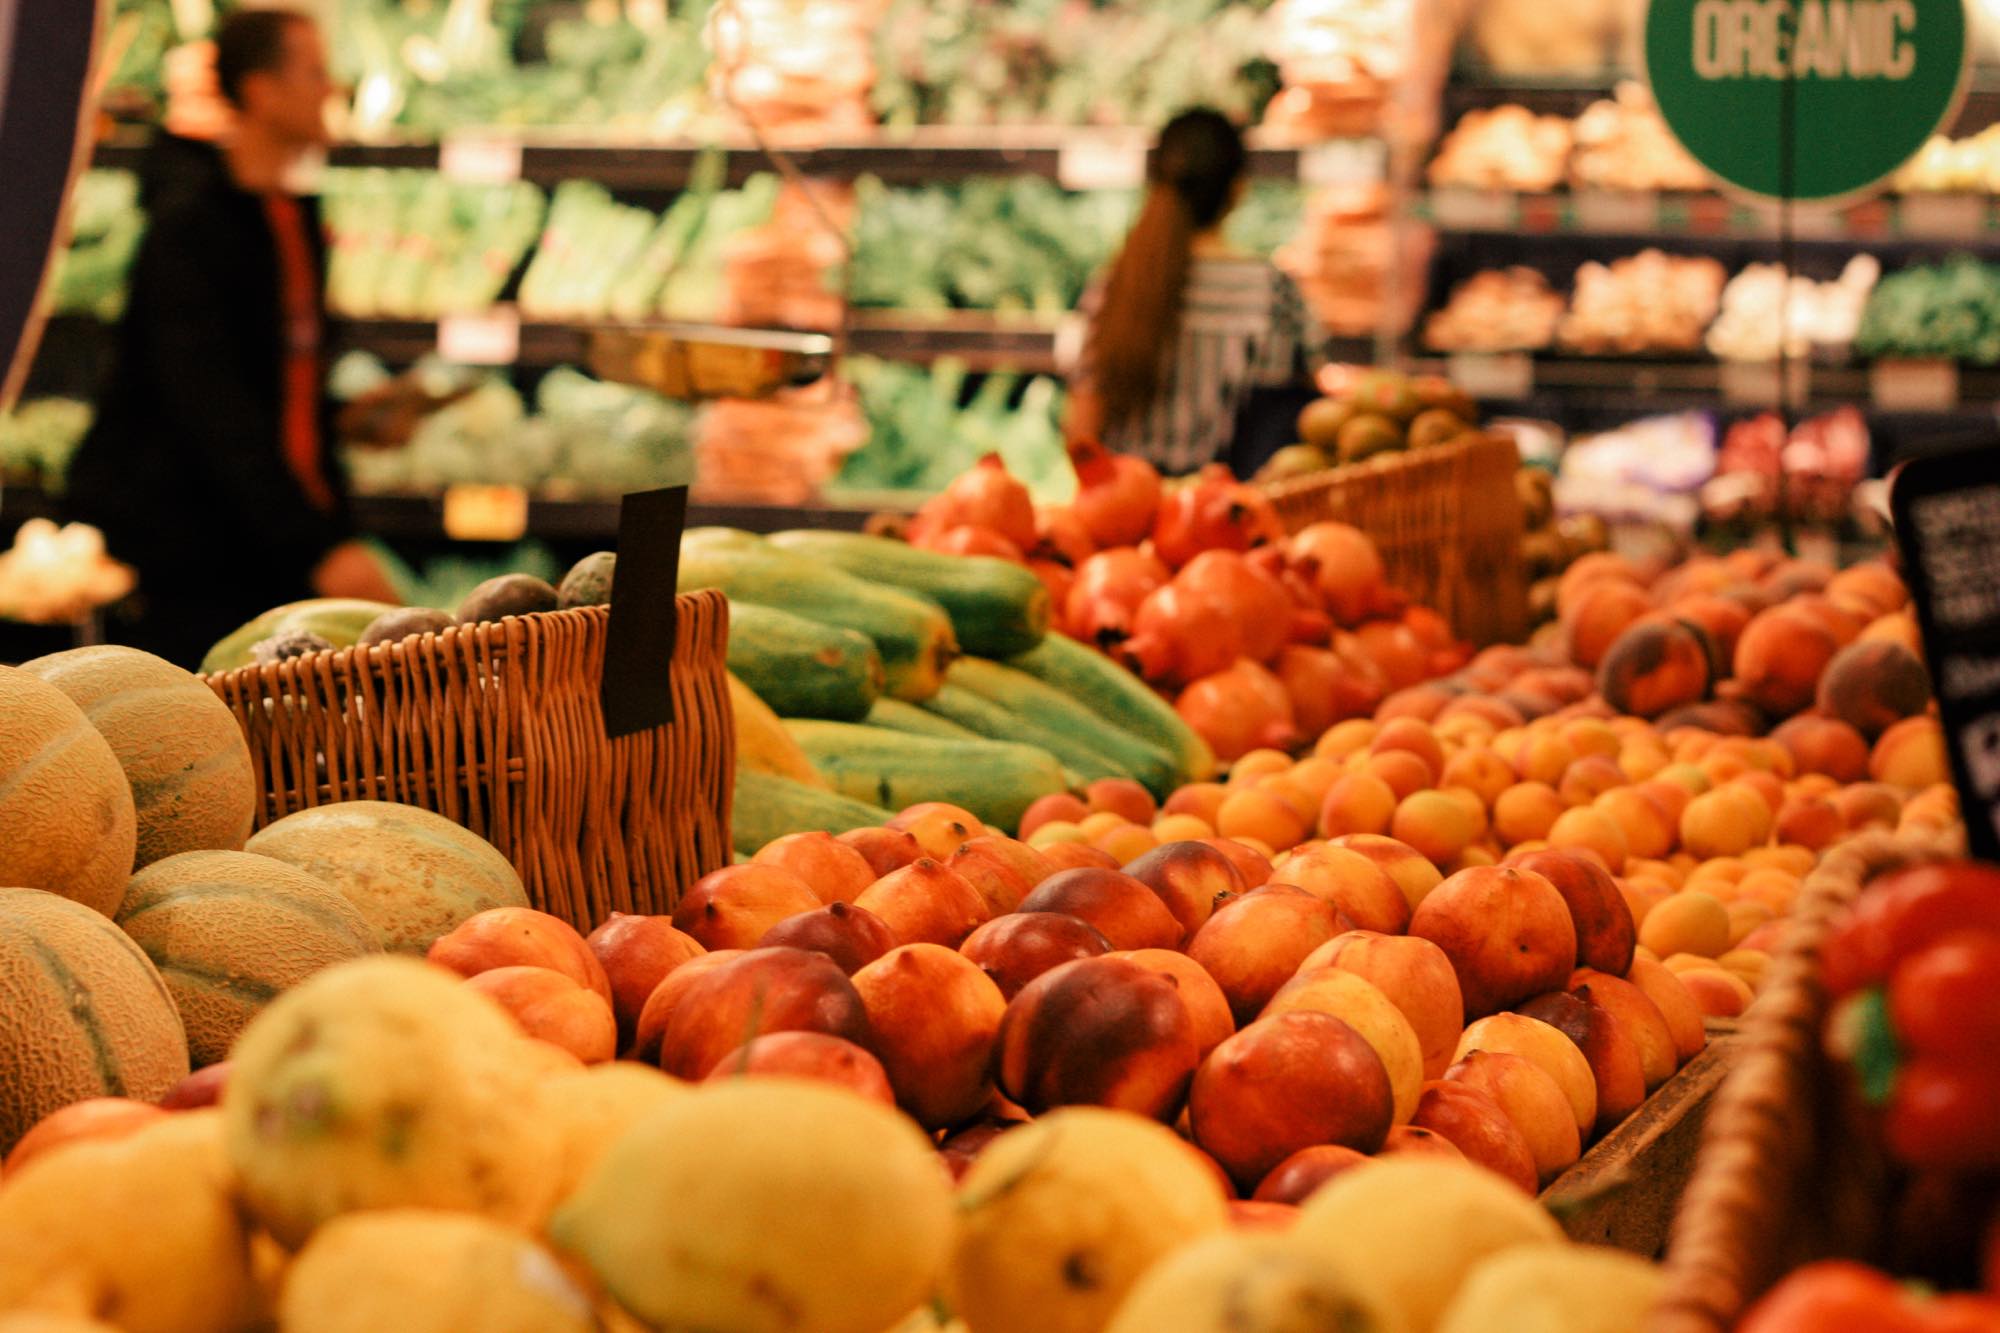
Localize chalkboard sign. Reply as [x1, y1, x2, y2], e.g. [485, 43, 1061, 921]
[0, 0, 102, 409]
[601, 485, 689, 739]
[1890, 443, 2000, 862]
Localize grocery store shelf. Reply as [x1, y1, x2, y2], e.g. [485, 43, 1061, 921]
[91, 127, 1384, 190]
[1415, 188, 2000, 245]
[1442, 71, 2000, 136]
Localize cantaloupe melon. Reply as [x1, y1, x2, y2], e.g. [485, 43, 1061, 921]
[0, 1112, 258, 1333]
[22, 647, 257, 869]
[222, 956, 563, 1246]
[0, 887, 188, 1154]
[0, 667, 137, 915]
[116, 850, 380, 1066]
[243, 801, 529, 954]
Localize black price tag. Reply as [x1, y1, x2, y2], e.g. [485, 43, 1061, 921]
[601, 485, 688, 739]
[1890, 444, 2000, 863]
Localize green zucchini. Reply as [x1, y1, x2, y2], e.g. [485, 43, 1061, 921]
[1006, 633, 1217, 783]
[919, 682, 1130, 787]
[766, 530, 1050, 658]
[948, 657, 1179, 797]
[732, 769, 893, 856]
[679, 541, 958, 701]
[780, 721, 1068, 832]
[866, 698, 983, 742]
[729, 602, 884, 721]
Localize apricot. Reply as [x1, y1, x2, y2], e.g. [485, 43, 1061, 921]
[1679, 788, 1766, 860]
[1564, 581, 1654, 670]
[1638, 891, 1731, 960]
[1733, 607, 1840, 717]
[1086, 778, 1158, 825]
[1317, 772, 1397, 839]
[1229, 749, 1295, 787]
[1202, 837, 1274, 889]
[1594, 787, 1674, 861]
[1165, 782, 1231, 826]
[1370, 718, 1446, 782]
[1513, 732, 1580, 787]
[1626, 957, 1708, 1064]
[1439, 749, 1517, 809]
[1364, 749, 1436, 802]
[1391, 790, 1487, 867]
[1833, 782, 1905, 831]
[1774, 794, 1843, 851]
[1216, 788, 1310, 852]
[1617, 878, 1671, 929]
[1019, 792, 1090, 840]
[1869, 716, 1950, 790]
[1153, 813, 1216, 842]
[1314, 719, 1380, 761]
[1558, 755, 1628, 809]
[1547, 806, 1629, 875]
[1493, 782, 1566, 847]
[1678, 967, 1753, 1018]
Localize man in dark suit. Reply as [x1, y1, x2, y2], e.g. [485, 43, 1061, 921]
[68, 9, 399, 668]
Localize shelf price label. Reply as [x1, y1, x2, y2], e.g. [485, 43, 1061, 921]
[438, 309, 521, 366]
[1298, 140, 1386, 188]
[1446, 353, 1534, 400]
[1057, 137, 1147, 191]
[1572, 191, 1657, 234]
[1871, 358, 1960, 411]
[441, 484, 530, 543]
[1899, 194, 1988, 238]
[1719, 359, 1808, 407]
[1427, 189, 1514, 232]
[440, 131, 524, 184]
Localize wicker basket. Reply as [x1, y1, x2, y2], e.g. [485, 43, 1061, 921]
[1262, 432, 1529, 647]
[1649, 827, 1968, 1333]
[203, 593, 734, 931]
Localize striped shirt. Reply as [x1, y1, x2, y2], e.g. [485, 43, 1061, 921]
[1075, 256, 1327, 475]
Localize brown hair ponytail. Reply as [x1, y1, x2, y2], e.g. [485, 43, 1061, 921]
[1086, 109, 1248, 432]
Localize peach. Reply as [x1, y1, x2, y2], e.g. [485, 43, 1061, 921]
[1328, 833, 1444, 911]
[1229, 1200, 1302, 1231]
[1505, 848, 1636, 976]
[1517, 989, 1646, 1136]
[1189, 884, 1349, 1023]
[1124, 840, 1245, 940]
[465, 966, 617, 1064]
[1085, 777, 1158, 825]
[1315, 719, 1380, 760]
[1734, 607, 1840, 717]
[1115, 948, 1236, 1057]
[1317, 772, 1397, 839]
[1826, 562, 1906, 614]
[3, 1098, 166, 1177]
[995, 955, 1200, 1121]
[949, 835, 1055, 918]
[1639, 891, 1731, 960]
[1678, 967, 1752, 1018]
[631, 949, 741, 1064]
[1558, 554, 1644, 613]
[1833, 782, 1905, 831]
[1019, 792, 1090, 840]
[1454, 1012, 1597, 1138]
[1376, 682, 1456, 724]
[1410, 865, 1578, 1020]
[1618, 737, 1673, 784]
[429, 907, 612, 1003]
[757, 901, 898, 975]
[1189, 1012, 1396, 1190]
[1564, 580, 1654, 670]
[1556, 755, 1626, 809]
[855, 858, 991, 948]
[705, 1032, 895, 1106]
[1409, 1081, 1538, 1194]
[1547, 805, 1629, 874]
[1201, 837, 1274, 889]
[1363, 749, 1436, 802]
[671, 865, 824, 952]
[837, 826, 926, 876]
[1598, 620, 1711, 719]
[1436, 694, 1526, 734]
[1302, 930, 1464, 1080]
[585, 913, 705, 1047]
[1018, 867, 1185, 951]
[852, 943, 1007, 1128]
[1870, 716, 1950, 789]
[1390, 790, 1486, 868]
[1380, 1125, 1465, 1162]
[1493, 782, 1566, 846]
[1768, 714, 1870, 783]
[1626, 956, 1707, 1063]
[1445, 1050, 1581, 1183]
[1252, 1144, 1373, 1204]
[938, 1118, 1022, 1181]
[1269, 845, 1411, 934]
[1860, 609, 1924, 657]
[959, 911, 1112, 1000]
[1670, 594, 1752, 665]
[654, 946, 870, 1080]
[1266, 968, 1425, 1125]
[1618, 878, 1672, 930]
[751, 830, 878, 904]
[1569, 968, 1678, 1090]
[1770, 793, 1839, 852]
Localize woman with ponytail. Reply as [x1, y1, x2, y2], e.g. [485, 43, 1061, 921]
[1066, 108, 1328, 476]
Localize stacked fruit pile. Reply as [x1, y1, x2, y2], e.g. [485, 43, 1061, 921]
[1259, 367, 1482, 478]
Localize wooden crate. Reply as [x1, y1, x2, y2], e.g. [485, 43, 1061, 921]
[204, 594, 734, 931]
[1262, 432, 1529, 646]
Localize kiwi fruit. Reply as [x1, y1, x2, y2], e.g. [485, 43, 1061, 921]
[358, 606, 456, 648]
[557, 552, 616, 609]
[456, 573, 560, 625]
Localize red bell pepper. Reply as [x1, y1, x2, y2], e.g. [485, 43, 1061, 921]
[1741, 1263, 2000, 1333]
[1822, 862, 2000, 998]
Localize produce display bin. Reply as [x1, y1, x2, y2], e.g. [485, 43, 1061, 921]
[1649, 827, 1967, 1333]
[203, 592, 734, 930]
[1262, 431, 1529, 647]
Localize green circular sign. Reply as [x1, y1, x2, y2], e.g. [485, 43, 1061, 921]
[1644, 0, 1970, 202]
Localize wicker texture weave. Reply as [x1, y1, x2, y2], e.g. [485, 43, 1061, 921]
[1649, 827, 1966, 1333]
[1263, 431, 1529, 647]
[204, 593, 733, 930]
